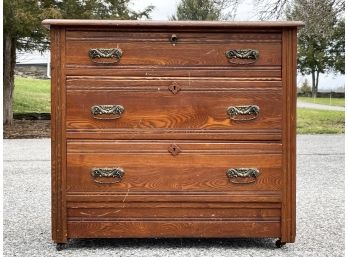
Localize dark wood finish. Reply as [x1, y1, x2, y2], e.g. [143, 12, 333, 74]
[45, 19, 301, 245]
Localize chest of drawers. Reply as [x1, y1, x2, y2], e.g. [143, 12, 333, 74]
[43, 19, 303, 249]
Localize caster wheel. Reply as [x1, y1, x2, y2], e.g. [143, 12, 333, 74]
[275, 239, 286, 248]
[56, 243, 67, 251]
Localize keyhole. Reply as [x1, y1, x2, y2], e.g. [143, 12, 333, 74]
[173, 85, 176, 91]
[170, 34, 178, 45]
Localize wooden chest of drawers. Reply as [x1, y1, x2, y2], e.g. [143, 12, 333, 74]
[43, 19, 303, 249]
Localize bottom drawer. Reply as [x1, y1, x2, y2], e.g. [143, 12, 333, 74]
[67, 202, 281, 238]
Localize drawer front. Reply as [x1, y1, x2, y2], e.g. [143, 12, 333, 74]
[66, 79, 282, 138]
[66, 141, 282, 195]
[65, 31, 281, 68]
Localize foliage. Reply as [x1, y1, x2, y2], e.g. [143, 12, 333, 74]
[254, 0, 345, 20]
[3, 0, 154, 124]
[298, 78, 312, 95]
[297, 108, 345, 134]
[287, 0, 345, 97]
[171, 0, 238, 20]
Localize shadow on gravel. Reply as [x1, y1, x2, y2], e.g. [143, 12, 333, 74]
[65, 238, 277, 250]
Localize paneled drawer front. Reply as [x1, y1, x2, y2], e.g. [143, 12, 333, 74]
[66, 79, 282, 139]
[65, 31, 281, 68]
[67, 141, 282, 195]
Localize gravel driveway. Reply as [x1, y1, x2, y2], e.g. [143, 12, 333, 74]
[4, 135, 345, 257]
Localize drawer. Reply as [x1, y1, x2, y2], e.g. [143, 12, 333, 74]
[65, 31, 281, 68]
[66, 141, 282, 196]
[66, 80, 282, 139]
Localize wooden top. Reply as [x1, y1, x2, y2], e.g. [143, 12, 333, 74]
[42, 19, 304, 29]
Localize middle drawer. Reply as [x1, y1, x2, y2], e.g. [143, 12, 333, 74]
[66, 78, 282, 140]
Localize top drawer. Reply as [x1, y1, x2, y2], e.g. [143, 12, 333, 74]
[65, 30, 282, 68]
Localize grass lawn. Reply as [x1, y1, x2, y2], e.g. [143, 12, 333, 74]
[298, 96, 345, 107]
[13, 77, 50, 113]
[297, 108, 345, 134]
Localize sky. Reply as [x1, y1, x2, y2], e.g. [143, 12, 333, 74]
[129, 0, 345, 90]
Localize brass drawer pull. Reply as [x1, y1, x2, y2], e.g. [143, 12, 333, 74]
[227, 105, 260, 121]
[91, 105, 124, 119]
[226, 168, 260, 184]
[91, 167, 125, 184]
[88, 48, 123, 64]
[225, 49, 259, 64]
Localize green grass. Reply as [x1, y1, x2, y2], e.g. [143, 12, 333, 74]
[298, 96, 345, 107]
[13, 77, 50, 113]
[297, 108, 345, 134]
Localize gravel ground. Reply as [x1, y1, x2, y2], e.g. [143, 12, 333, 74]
[4, 135, 345, 257]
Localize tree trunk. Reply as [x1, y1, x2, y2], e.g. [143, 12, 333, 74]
[311, 70, 317, 98]
[315, 70, 319, 97]
[3, 34, 16, 125]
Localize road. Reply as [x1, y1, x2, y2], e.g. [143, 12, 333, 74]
[3, 135, 345, 257]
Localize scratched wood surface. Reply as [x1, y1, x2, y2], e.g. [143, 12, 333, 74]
[67, 205, 280, 220]
[45, 20, 300, 244]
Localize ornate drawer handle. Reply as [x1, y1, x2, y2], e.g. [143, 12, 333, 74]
[91, 105, 124, 119]
[88, 48, 123, 64]
[226, 168, 260, 184]
[91, 167, 125, 184]
[227, 105, 260, 121]
[225, 49, 259, 64]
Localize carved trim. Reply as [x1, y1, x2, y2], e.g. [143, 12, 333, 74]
[227, 105, 260, 121]
[226, 168, 260, 184]
[88, 48, 123, 64]
[225, 49, 259, 64]
[91, 105, 124, 119]
[91, 167, 124, 184]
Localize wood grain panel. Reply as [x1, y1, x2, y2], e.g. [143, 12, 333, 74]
[66, 31, 281, 42]
[66, 193, 281, 203]
[68, 205, 280, 220]
[67, 221, 281, 238]
[65, 67, 282, 78]
[66, 141, 282, 193]
[66, 77, 282, 90]
[66, 40, 281, 67]
[66, 87, 282, 136]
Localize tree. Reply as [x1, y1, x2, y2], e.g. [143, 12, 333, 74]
[3, 0, 154, 125]
[286, 0, 345, 98]
[254, 0, 344, 20]
[171, 0, 238, 21]
[298, 78, 312, 95]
